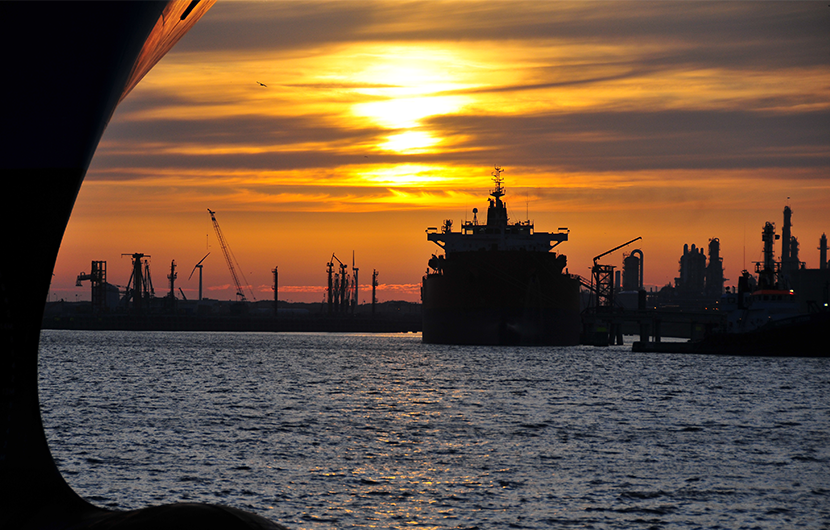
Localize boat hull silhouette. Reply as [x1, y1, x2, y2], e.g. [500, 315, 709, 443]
[0, 2, 283, 528]
[421, 168, 581, 346]
[422, 251, 581, 345]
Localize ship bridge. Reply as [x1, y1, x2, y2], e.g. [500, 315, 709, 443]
[427, 223, 568, 254]
[426, 167, 568, 254]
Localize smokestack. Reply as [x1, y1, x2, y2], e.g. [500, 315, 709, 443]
[821, 234, 828, 270]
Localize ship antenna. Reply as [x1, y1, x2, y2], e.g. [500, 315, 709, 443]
[491, 166, 504, 198]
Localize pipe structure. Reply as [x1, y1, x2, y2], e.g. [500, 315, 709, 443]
[630, 249, 644, 290]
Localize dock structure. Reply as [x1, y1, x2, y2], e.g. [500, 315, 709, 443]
[581, 305, 725, 347]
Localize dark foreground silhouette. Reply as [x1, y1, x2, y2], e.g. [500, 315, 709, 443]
[0, 2, 284, 528]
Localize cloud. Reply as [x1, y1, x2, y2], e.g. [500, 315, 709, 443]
[425, 109, 830, 172]
[179, 2, 829, 73]
[64, 0, 830, 299]
[90, 106, 830, 178]
[82, 0, 827, 199]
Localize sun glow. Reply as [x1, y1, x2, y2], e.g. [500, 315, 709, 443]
[54, 2, 830, 305]
[381, 131, 439, 153]
[354, 95, 466, 130]
[337, 46, 474, 153]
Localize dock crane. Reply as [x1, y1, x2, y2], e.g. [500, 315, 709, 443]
[326, 253, 350, 315]
[583, 236, 642, 347]
[75, 260, 107, 312]
[121, 253, 153, 312]
[591, 236, 642, 310]
[207, 209, 255, 302]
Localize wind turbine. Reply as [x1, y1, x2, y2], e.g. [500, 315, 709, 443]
[189, 252, 210, 301]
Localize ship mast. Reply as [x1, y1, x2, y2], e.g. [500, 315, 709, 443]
[487, 166, 508, 227]
[491, 166, 505, 200]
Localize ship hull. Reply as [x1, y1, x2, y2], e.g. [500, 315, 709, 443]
[422, 251, 581, 345]
[0, 3, 290, 530]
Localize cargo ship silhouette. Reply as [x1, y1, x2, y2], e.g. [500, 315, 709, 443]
[422, 167, 581, 345]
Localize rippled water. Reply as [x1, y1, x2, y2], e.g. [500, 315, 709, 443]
[38, 330, 830, 529]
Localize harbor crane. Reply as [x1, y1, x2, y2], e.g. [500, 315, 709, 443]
[207, 209, 255, 302]
[583, 236, 643, 347]
[121, 253, 153, 312]
[75, 260, 107, 312]
[326, 253, 350, 315]
[591, 236, 642, 310]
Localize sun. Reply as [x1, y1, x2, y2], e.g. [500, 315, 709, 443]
[345, 47, 472, 152]
[354, 95, 463, 130]
[381, 131, 439, 153]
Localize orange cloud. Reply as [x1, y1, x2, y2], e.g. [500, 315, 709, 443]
[54, 2, 830, 304]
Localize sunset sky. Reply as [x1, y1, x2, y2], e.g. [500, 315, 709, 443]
[54, 1, 830, 304]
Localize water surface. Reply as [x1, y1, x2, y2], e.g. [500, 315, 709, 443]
[39, 330, 830, 529]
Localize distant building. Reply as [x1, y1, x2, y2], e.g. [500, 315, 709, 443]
[652, 240, 725, 310]
[704, 238, 725, 298]
[676, 243, 707, 296]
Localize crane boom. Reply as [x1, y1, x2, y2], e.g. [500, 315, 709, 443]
[207, 209, 254, 301]
[593, 236, 642, 265]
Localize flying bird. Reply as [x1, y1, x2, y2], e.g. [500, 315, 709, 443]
[257, 81, 267, 87]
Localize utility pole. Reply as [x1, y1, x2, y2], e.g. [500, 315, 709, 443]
[272, 266, 278, 317]
[167, 260, 177, 300]
[372, 269, 378, 315]
[352, 251, 358, 315]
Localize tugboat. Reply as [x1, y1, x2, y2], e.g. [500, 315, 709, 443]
[691, 272, 829, 357]
[421, 167, 581, 345]
[691, 220, 830, 357]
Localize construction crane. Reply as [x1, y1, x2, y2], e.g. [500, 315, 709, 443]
[207, 209, 255, 302]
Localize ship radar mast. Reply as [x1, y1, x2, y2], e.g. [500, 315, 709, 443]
[425, 165, 568, 253]
[491, 166, 505, 199]
[488, 166, 508, 226]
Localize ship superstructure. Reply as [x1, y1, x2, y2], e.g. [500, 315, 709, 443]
[422, 167, 581, 345]
[427, 168, 569, 254]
